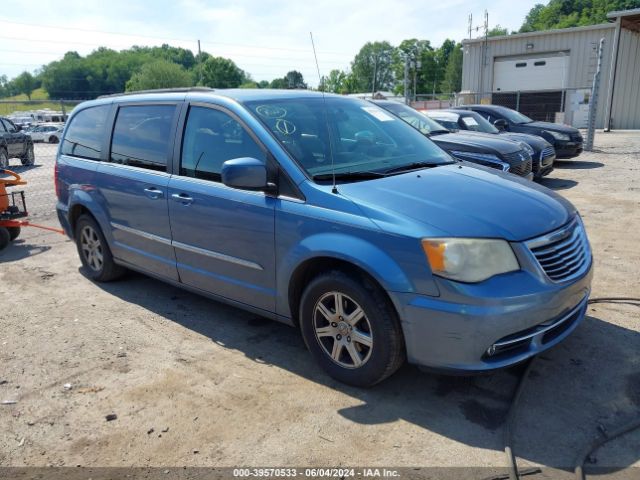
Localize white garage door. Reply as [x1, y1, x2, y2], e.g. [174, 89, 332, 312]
[493, 54, 569, 92]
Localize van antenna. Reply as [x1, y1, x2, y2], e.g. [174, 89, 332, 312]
[310, 32, 338, 194]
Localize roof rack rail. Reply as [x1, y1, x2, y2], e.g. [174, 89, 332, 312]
[98, 87, 215, 99]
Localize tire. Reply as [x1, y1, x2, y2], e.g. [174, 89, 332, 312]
[7, 226, 20, 241]
[299, 270, 405, 387]
[0, 227, 10, 251]
[20, 143, 35, 166]
[0, 149, 8, 168]
[75, 214, 125, 282]
[48, 136, 59, 144]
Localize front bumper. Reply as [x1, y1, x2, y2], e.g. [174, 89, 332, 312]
[555, 141, 583, 158]
[390, 261, 592, 372]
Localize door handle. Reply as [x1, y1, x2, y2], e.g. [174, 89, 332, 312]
[143, 187, 164, 199]
[171, 193, 194, 205]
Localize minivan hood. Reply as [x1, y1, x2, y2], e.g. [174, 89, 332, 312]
[339, 163, 575, 241]
[432, 132, 521, 154]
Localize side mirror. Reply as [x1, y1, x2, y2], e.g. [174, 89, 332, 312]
[15, 124, 22, 132]
[221, 157, 270, 190]
[494, 119, 508, 131]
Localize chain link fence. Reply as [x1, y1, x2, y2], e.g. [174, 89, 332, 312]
[1, 100, 82, 220]
[447, 88, 594, 128]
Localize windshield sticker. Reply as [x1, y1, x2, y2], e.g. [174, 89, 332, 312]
[256, 105, 287, 118]
[275, 118, 296, 135]
[463, 117, 479, 127]
[361, 107, 395, 122]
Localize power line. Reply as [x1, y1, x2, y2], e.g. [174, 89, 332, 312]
[0, 19, 352, 57]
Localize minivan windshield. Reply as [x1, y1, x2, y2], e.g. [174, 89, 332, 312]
[245, 97, 453, 182]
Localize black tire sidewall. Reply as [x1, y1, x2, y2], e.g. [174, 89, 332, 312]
[300, 272, 403, 387]
[7, 227, 20, 241]
[21, 144, 34, 166]
[0, 227, 10, 250]
[0, 149, 8, 168]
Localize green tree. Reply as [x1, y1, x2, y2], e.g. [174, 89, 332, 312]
[323, 69, 349, 93]
[488, 25, 509, 37]
[284, 70, 307, 89]
[13, 71, 37, 100]
[519, 0, 640, 32]
[199, 56, 246, 88]
[126, 60, 193, 91]
[269, 77, 288, 89]
[440, 44, 463, 93]
[351, 41, 396, 92]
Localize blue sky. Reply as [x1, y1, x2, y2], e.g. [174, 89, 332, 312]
[0, 0, 540, 85]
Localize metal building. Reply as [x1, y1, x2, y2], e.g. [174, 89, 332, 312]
[461, 9, 640, 129]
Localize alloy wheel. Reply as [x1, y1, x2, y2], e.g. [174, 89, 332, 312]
[313, 291, 373, 369]
[80, 225, 104, 272]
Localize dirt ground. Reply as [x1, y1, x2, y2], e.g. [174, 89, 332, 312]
[1, 133, 639, 476]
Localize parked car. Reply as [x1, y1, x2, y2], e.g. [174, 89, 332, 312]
[424, 109, 555, 179]
[372, 100, 533, 179]
[456, 105, 583, 158]
[55, 89, 593, 386]
[27, 123, 65, 144]
[0, 116, 35, 167]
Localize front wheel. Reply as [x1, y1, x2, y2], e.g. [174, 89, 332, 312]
[75, 214, 125, 282]
[299, 271, 405, 387]
[48, 136, 59, 144]
[0, 149, 8, 168]
[21, 144, 35, 166]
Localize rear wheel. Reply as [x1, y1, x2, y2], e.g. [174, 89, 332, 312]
[7, 226, 20, 241]
[0, 149, 8, 168]
[75, 214, 125, 282]
[21, 144, 35, 166]
[299, 271, 405, 387]
[0, 228, 10, 250]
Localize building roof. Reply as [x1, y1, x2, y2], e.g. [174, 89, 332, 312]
[462, 22, 614, 45]
[608, 8, 640, 33]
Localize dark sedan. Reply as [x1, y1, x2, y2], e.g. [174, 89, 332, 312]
[457, 105, 583, 158]
[425, 109, 555, 179]
[372, 100, 533, 180]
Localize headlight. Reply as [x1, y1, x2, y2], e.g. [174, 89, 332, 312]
[422, 238, 519, 283]
[545, 130, 570, 141]
[519, 142, 534, 155]
[449, 151, 510, 172]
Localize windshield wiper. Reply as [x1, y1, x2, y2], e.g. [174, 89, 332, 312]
[382, 161, 444, 175]
[429, 130, 450, 136]
[312, 171, 386, 182]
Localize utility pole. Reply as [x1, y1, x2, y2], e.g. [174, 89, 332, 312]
[404, 55, 409, 104]
[372, 56, 378, 97]
[585, 38, 605, 151]
[413, 60, 421, 101]
[197, 39, 203, 86]
[468, 13, 473, 39]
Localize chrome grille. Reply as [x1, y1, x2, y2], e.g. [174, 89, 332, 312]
[503, 150, 533, 177]
[540, 146, 555, 160]
[526, 218, 591, 283]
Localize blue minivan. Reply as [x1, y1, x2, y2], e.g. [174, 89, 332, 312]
[55, 89, 593, 386]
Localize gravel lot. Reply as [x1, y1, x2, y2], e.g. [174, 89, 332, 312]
[1, 134, 639, 477]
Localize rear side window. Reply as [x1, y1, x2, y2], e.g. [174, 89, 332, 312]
[61, 105, 110, 160]
[110, 105, 175, 172]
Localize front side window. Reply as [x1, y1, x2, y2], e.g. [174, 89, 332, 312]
[61, 105, 110, 160]
[245, 97, 452, 181]
[110, 105, 175, 172]
[180, 106, 265, 182]
[494, 107, 533, 124]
